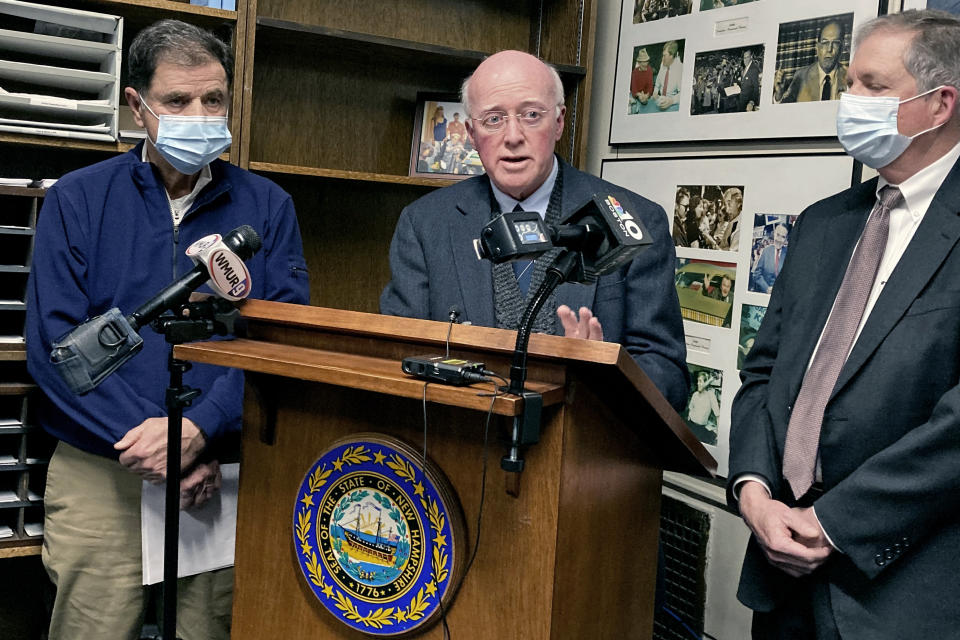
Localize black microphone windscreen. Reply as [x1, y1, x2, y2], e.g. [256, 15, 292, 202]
[223, 225, 262, 259]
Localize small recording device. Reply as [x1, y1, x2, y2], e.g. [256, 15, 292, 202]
[401, 355, 487, 386]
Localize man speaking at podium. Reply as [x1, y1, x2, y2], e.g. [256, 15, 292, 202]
[380, 50, 688, 411]
[26, 19, 309, 640]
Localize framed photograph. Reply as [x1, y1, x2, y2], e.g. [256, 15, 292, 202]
[684, 363, 723, 447]
[409, 93, 484, 180]
[901, 0, 960, 12]
[738, 303, 767, 370]
[601, 153, 859, 475]
[748, 214, 798, 294]
[610, 0, 882, 143]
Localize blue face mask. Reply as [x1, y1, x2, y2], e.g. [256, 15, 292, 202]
[836, 86, 945, 169]
[139, 93, 232, 175]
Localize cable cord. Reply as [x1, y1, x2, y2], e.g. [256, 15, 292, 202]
[417, 379, 500, 638]
[420, 381, 452, 639]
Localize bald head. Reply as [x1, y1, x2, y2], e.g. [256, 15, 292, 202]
[456, 50, 567, 200]
[461, 50, 564, 119]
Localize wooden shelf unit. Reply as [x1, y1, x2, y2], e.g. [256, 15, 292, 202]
[0, 0, 249, 559]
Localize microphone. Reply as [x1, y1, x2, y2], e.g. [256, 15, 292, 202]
[473, 193, 652, 284]
[49, 225, 261, 395]
[128, 225, 261, 330]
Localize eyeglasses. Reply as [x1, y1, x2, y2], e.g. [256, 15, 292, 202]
[471, 108, 552, 133]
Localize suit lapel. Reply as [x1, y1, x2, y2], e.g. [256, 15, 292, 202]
[450, 177, 495, 327]
[555, 159, 598, 310]
[834, 168, 960, 396]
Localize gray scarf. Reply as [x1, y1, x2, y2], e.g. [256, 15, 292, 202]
[491, 164, 564, 334]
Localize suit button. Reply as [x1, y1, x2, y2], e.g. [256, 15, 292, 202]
[893, 543, 902, 554]
[875, 554, 885, 567]
[885, 549, 895, 561]
[901, 537, 910, 549]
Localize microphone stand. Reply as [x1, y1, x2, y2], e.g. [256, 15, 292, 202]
[150, 299, 239, 640]
[501, 250, 583, 480]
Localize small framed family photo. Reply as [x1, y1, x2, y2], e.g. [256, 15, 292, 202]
[409, 93, 484, 180]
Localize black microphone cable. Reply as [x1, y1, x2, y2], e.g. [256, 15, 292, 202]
[417, 366, 504, 640]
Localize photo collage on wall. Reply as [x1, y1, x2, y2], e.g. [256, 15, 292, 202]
[601, 156, 857, 476]
[611, 0, 881, 143]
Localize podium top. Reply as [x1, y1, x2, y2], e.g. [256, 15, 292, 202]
[175, 300, 716, 477]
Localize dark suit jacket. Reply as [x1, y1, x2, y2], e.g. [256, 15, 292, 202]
[727, 162, 960, 637]
[380, 157, 689, 411]
[779, 63, 848, 103]
[738, 61, 760, 111]
[750, 244, 786, 293]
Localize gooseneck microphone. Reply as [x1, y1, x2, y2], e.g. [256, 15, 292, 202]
[49, 225, 261, 395]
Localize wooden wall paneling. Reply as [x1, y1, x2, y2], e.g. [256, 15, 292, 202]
[255, 0, 536, 53]
[539, 0, 598, 168]
[263, 173, 436, 312]
[239, 0, 259, 167]
[248, 34, 477, 174]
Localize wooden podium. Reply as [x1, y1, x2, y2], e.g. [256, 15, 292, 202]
[175, 300, 716, 639]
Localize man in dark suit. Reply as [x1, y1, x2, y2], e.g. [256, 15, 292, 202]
[728, 10, 960, 638]
[737, 48, 761, 111]
[380, 49, 688, 411]
[750, 223, 788, 293]
[775, 20, 849, 104]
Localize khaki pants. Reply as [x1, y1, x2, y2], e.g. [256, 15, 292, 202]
[42, 442, 233, 640]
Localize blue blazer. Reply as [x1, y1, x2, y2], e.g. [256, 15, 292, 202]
[380, 158, 689, 411]
[751, 243, 786, 293]
[728, 163, 960, 637]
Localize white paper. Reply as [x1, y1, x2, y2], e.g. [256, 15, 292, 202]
[0, 116, 109, 132]
[0, 455, 18, 465]
[0, 525, 13, 538]
[140, 463, 239, 585]
[23, 522, 42, 537]
[0, 490, 19, 503]
[0, 418, 22, 426]
[0, 178, 31, 186]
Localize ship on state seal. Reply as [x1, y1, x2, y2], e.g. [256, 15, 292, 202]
[337, 504, 399, 566]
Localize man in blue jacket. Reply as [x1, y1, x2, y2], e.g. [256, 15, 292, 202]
[25, 19, 309, 640]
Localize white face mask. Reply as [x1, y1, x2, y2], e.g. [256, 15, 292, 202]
[139, 93, 232, 175]
[836, 86, 945, 169]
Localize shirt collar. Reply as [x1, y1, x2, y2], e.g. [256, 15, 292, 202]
[490, 155, 559, 219]
[817, 65, 836, 86]
[142, 141, 213, 209]
[878, 138, 960, 218]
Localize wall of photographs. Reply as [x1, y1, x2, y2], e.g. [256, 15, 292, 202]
[610, 0, 882, 143]
[601, 155, 857, 476]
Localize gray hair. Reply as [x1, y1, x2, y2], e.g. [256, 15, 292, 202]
[855, 9, 960, 93]
[128, 19, 234, 93]
[460, 57, 565, 118]
[723, 187, 743, 208]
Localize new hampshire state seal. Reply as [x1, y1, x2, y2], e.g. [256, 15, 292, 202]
[294, 434, 466, 636]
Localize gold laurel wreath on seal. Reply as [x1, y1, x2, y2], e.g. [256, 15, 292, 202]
[295, 444, 449, 630]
